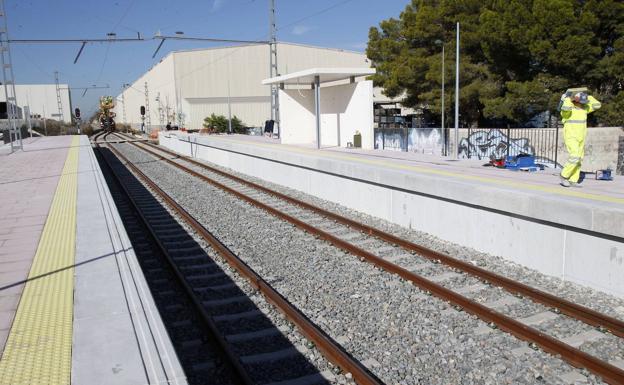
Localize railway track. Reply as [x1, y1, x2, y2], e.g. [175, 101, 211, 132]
[96, 136, 382, 385]
[112, 132, 624, 384]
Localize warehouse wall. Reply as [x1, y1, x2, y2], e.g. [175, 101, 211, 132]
[118, 43, 371, 131]
[173, 42, 370, 129]
[115, 54, 177, 130]
[0, 84, 72, 123]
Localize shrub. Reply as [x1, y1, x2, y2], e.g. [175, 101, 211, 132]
[203, 113, 246, 133]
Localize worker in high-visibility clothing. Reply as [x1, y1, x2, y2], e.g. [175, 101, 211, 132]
[559, 92, 601, 187]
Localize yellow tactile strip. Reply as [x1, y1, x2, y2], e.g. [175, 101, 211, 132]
[0, 136, 80, 385]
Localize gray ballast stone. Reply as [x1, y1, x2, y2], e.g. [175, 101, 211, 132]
[113, 143, 617, 385]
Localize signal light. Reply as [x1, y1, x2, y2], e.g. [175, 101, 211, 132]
[140, 106, 145, 116]
[74, 108, 81, 118]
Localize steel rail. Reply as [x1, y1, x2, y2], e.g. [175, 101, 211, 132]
[98, 142, 251, 385]
[120, 137, 624, 385]
[105, 141, 383, 385]
[90, 131, 105, 143]
[128, 136, 624, 340]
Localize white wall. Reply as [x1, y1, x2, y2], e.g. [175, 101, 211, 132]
[320, 81, 374, 149]
[280, 88, 316, 145]
[280, 80, 374, 149]
[114, 54, 177, 130]
[0, 84, 72, 123]
[117, 43, 371, 130]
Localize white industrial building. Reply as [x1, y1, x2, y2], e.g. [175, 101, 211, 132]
[114, 42, 371, 131]
[0, 84, 72, 123]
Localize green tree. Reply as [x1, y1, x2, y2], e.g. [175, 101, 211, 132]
[203, 113, 247, 133]
[367, 0, 624, 126]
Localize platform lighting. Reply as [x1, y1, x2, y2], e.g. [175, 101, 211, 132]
[106, 32, 117, 39]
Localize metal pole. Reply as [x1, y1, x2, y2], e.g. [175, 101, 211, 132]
[554, 125, 559, 167]
[227, 78, 232, 134]
[25, 106, 32, 137]
[314, 75, 321, 149]
[441, 44, 445, 155]
[0, 0, 22, 150]
[121, 91, 126, 124]
[269, 0, 279, 137]
[144, 81, 151, 133]
[454, 22, 460, 160]
[43, 104, 47, 135]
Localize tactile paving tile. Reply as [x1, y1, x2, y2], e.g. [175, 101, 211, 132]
[0, 136, 80, 385]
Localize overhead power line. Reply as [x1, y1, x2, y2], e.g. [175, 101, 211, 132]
[151, 34, 269, 58]
[155, 35, 269, 44]
[277, 0, 356, 31]
[7, 37, 145, 43]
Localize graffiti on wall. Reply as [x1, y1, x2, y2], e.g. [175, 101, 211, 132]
[458, 129, 533, 160]
[374, 129, 405, 151]
[409, 128, 444, 154]
[374, 127, 444, 154]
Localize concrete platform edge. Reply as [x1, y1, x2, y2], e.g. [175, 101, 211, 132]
[73, 136, 187, 385]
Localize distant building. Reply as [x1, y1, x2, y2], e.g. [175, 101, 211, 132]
[115, 42, 372, 130]
[0, 84, 72, 123]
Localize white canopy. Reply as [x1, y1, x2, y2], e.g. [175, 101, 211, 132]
[262, 67, 376, 86]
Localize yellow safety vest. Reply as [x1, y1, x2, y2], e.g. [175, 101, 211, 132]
[560, 95, 601, 135]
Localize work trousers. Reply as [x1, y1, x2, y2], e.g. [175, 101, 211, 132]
[561, 124, 586, 183]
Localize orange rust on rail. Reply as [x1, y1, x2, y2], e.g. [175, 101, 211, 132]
[130, 135, 624, 340]
[122, 136, 624, 385]
[106, 139, 383, 385]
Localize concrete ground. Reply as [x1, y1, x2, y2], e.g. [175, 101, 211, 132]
[0, 136, 72, 352]
[198, 133, 624, 203]
[0, 136, 186, 385]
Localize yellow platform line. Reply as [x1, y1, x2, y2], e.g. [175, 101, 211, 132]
[213, 136, 624, 205]
[0, 136, 80, 385]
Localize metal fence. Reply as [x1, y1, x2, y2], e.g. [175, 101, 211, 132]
[374, 126, 559, 167]
[374, 127, 446, 155]
[460, 127, 559, 166]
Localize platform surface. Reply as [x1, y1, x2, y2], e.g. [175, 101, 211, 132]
[164, 132, 624, 239]
[0, 136, 186, 385]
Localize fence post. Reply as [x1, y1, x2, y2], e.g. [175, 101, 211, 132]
[506, 126, 510, 159]
[404, 126, 408, 152]
[554, 126, 559, 167]
[382, 129, 385, 150]
[467, 127, 471, 158]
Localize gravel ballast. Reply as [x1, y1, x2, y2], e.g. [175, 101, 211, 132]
[113, 142, 623, 384]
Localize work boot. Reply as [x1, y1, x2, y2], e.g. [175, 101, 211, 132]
[560, 176, 570, 187]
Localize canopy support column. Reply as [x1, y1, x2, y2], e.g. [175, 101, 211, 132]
[314, 75, 321, 149]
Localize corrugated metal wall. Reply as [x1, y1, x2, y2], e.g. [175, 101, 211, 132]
[116, 43, 370, 130]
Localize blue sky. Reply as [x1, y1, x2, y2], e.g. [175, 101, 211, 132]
[7, 0, 409, 117]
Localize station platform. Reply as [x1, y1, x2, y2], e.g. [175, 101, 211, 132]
[0, 136, 186, 385]
[159, 132, 624, 298]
